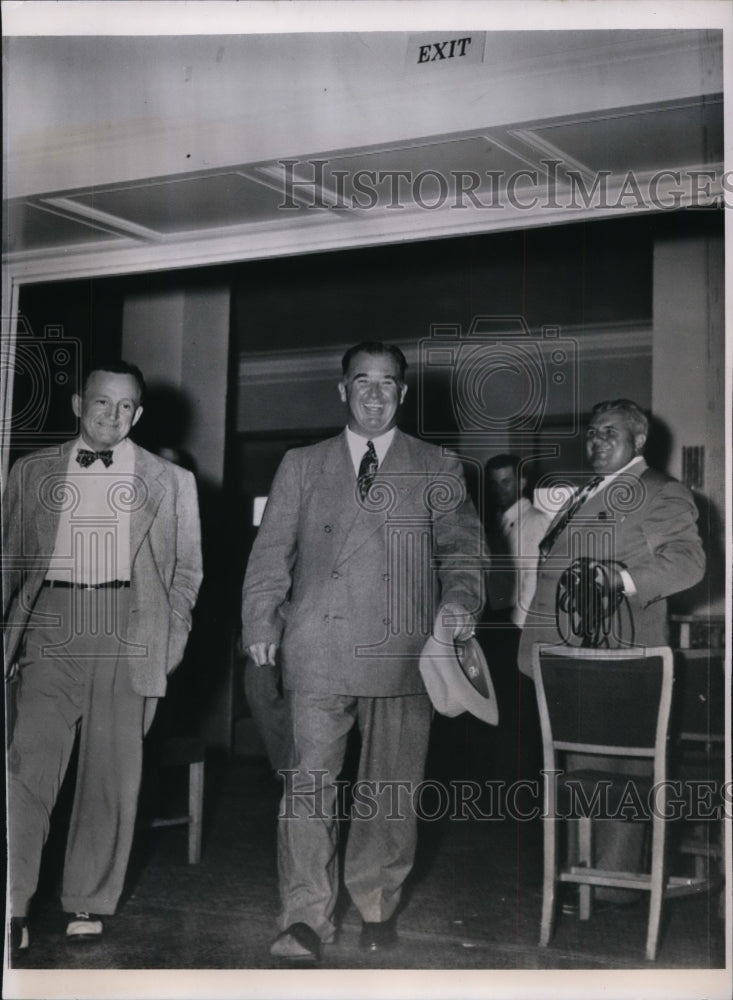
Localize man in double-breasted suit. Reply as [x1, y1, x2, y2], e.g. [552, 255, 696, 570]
[4, 362, 202, 954]
[518, 398, 705, 903]
[242, 341, 484, 963]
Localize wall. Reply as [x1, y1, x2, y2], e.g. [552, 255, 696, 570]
[122, 282, 236, 747]
[652, 227, 725, 615]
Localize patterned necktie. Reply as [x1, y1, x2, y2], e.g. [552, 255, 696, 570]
[76, 448, 114, 468]
[357, 440, 379, 501]
[539, 475, 603, 557]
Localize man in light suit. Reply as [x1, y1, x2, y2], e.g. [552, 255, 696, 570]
[518, 398, 705, 903]
[4, 362, 202, 955]
[242, 341, 484, 963]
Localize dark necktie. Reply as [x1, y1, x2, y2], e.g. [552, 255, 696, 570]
[76, 448, 114, 468]
[539, 475, 603, 557]
[357, 440, 379, 500]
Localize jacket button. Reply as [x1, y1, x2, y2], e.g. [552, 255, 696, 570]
[331, 571, 340, 579]
[324, 524, 332, 533]
[382, 617, 390, 626]
[323, 614, 330, 622]
[382, 574, 390, 581]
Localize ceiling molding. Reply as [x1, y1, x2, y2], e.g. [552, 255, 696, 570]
[239, 322, 653, 387]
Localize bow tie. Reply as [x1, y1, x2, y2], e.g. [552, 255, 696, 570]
[76, 448, 114, 468]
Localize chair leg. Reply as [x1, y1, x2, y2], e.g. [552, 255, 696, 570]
[539, 815, 557, 947]
[646, 815, 666, 961]
[578, 817, 592, 920]
[188, 760, 204, 864]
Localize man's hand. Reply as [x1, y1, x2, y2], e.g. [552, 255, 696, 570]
[440, 603, 476, 643]
[247, 642, 278, 666]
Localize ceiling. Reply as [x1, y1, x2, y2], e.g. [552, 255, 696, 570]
[2, 28, 725, 282]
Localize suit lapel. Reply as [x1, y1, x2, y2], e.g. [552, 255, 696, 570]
[334, 430, 420, 566]
[36, 442, 76, 545]
[129, 445, 166, 561]
[549, 460, 648, 543]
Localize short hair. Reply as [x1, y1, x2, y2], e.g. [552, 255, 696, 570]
[341, 341, 408, 382]
[590, 399, 648, 438]
[485, 453, 520, 474]
[82, 361, 146, 404]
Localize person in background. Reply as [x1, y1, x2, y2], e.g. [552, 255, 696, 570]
[483, 454, 551, 782]
[242, 341, 484, 964]
[4, 362, 203, 956]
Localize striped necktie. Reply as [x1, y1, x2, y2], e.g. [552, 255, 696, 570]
[539, 475, 603, 557]
[357, 440, 379, 500]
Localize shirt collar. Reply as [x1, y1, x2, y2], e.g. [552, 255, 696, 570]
[593, 454, 644, 494]
[345, 426, 396, 472]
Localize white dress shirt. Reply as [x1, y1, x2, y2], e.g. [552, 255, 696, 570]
[46, 437, 136, 584]
[501, 497, 553, 627]
[345, 426, 396, 476]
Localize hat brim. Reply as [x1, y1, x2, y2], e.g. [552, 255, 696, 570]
[419, 615, 499, 726]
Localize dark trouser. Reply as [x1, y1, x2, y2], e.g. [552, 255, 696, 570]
[7, 585, 146, 917]
[244, 660, 292, 773]
[479, 616, 542, 786]
[277, 689, 433, 941]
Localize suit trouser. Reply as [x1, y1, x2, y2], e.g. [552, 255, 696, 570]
[7, 585, 146, 917]
[278, 689, 433, 941]
[244, 660, 292, 773]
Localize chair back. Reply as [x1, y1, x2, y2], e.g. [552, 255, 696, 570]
[532, 644, 674, 768]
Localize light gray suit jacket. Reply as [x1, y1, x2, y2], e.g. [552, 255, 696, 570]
[517, 461, 705, 675]
[242, 429, 485, 697]
[3, 440, 203, 697]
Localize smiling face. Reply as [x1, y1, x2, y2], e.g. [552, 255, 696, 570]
[585, 408, 646, 475]
[338, 350, 407, 438]
[72, 370, 143, 451]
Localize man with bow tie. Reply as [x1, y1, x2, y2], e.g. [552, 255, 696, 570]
[242, 341, 484, 964]
[4, 362, 202, 955]
[518, 398, 704, 905]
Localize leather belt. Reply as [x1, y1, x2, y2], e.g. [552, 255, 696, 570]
[43, 579, 131, 590]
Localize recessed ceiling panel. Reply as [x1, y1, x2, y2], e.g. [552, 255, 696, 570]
[530, 100, 723, 174]
[275, 136, 538, 211]
[4, 201, 124, 254]
[68, 172, 294, 234]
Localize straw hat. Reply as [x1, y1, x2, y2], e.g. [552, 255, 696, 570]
[419, 610, 499, 725]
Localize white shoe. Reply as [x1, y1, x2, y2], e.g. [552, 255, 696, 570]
[10, 918, 29, 955]
[66, 912, 103, 942]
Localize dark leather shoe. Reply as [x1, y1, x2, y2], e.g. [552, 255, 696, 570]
[360, 919, 398, 952]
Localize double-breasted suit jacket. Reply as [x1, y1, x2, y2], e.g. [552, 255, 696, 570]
[518, 460, 705, 675]
[3, 440, 203, 697]
[242, 429, 485, 696]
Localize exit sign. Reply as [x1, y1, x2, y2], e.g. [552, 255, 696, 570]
[407, 33, 486, 68]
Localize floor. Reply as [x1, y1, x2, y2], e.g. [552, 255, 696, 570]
[4, 713, 729, 998]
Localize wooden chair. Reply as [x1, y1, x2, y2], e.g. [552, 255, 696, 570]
[150, 736, 205, 864]
[532, 643, 681, 962]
